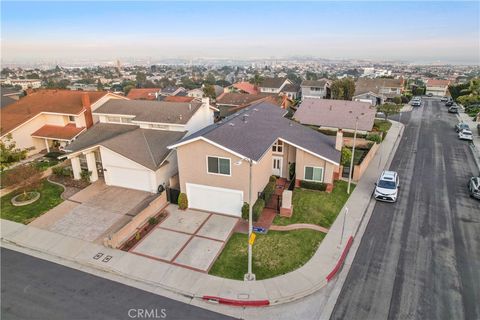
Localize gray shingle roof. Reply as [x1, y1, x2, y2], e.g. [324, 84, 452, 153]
[171, 102, 340, 164]
[65, 123, 186, 170]
[354, 78, 403, 96]
[94, 99, 203, 124]
[301, 79, 329, 87]
[259, 77, 288, 89]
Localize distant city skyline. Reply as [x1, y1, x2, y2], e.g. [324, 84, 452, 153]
[1, 1, 479, 65]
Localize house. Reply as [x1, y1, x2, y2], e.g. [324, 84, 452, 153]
[187, 88, 204, 99]
[127, 88, 162, 100]
[300, 79, 331, 100]
[227, 82, 259, 95]
[168, 102, 341, 217]
[258, 77, 292, 94]
[281, 83, 301, 100]
[426, 79, 451, 96]
[1, 88, 23, 108]
[63, 98, 215, 193]
[0, 78, 42, 89]
[353, 78, 404, 105]
[215, 92, 290, 118]
[294, 98, 376, 133]
[0, 89, 126, 155]
[160, 86, 187, 97]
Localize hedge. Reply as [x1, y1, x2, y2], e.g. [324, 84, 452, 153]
[178, 193, 188, 210]
[241, 202, 249, 220]
[252, 198, 265, 222]
[299, 180, 327, 191]
[366, 133, 382, 143]
[263, 181, 276, 203]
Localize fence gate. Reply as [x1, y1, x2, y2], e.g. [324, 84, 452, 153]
[166, 187, 180, 204]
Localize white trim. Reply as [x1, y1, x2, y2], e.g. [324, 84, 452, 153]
[131, 120, 186, 127]
[206, 155, 232, 176]
[272, 156, 283, 177]
[93, 112, 136, 118]
[304, 165, 324, 182]
[278, 137, 340, 166]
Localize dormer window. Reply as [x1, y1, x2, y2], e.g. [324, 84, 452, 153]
[272, 140, 283, 153]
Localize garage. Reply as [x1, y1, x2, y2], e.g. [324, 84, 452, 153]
[186, 183, 243, 217]
[105, 166, 152, 192]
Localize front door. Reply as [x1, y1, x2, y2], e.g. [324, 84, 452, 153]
[272, 156, 283, 177]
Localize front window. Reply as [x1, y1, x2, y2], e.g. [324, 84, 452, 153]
[207, 156, 231, 175]
[378, 179, 396, 189]
[304, 166, 323, 182]
[68, 115, 75, 122]
[272, 140, 283, 153]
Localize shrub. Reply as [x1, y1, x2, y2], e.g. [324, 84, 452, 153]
[80, 170, 92, 182]
[252, 198, 265, 222]
[366, 133, 382, 143]
[45, 151, 64, 159]
[178, 192, 188, 210]
[341, 147, 352, 166]
[148, 217, 158, 225]
[300, 180, 327, 191]
[263, 181, 276, 203]
[241, 202, 249, 220]
[401, 95, 410, 103]
[269, 175, 277, 183]
[52, 166, 72, 177]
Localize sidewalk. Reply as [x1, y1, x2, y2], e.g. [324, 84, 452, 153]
[457, 109, 480, 171]
[0, 121, 404, 307]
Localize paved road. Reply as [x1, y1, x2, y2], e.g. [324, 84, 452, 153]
[331, 98, 480, 320]
[1, 248, 235, 320]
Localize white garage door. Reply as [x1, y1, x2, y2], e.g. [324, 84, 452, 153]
[105, 166, 152, 192]
[186, 183, 243, 217]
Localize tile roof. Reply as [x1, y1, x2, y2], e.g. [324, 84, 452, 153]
[301, 79, 329, 87]
[1, 89, 107, 135]
[231, 82, 258, 94]
[426, 79, 451, 87]
[171, 102, 340, 164]
[354, 78, 404, 96]
[126, 88, 161, 100]
[94, 99, 203, 125]
[65, 123, 186, 170]
[31, 124, 86, 140]
[294, 98, 376, 131]
[259, 77, 288, 89]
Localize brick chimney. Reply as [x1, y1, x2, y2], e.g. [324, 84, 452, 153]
[82, 93, 94, 128]
[335, 129, 343, 151]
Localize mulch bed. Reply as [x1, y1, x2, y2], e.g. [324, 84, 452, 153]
[120, 211, 169, 252]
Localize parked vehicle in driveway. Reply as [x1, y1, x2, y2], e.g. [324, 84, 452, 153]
[455, 122, 470, 132]
[468, 176, 480, 199]
[441, 96, 448, 102]
[448, 105, 459, 113]
[458, 129, 473, 141]
[374, 171, 400, 203]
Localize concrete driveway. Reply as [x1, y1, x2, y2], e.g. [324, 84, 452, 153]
[30, 180, 152, 243]
[130, 204, 238, 272]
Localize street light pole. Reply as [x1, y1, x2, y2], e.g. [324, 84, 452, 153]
[245, 159, 255, 281]
[347, 118, 358, 194]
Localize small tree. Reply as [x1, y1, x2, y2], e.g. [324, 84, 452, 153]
[3, 164, 42, 196]
[377, 103, 402, 120]
[0, 134, 29, 172]
[331, 78, 356, 100]
[203, 84, 216, 100]
[341, 147, 352, 166]
[178, 193, 188, 210]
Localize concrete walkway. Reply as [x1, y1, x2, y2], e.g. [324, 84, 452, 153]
[0, 121, 404, 307]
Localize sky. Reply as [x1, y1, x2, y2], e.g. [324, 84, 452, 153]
[1, 1, 479, 64]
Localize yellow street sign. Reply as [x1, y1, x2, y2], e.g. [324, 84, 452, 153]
[249, 233, 256, 245]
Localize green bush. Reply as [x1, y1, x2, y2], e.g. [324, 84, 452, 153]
[366, 133, 382, 143]
[252, 198, 265, 222]
[148, 217, 158, 225]
[241, 202, 249, 220]
[80, 170, 92, 182]
[299, 180, 327, 191]
[263, 181, 276, 203]
[341, 147, 352, 166]
[52, 166, 72, 177]
[44, 151, 64, 159]
[178, 193, 188, 210]
[269, 175, 277, 183]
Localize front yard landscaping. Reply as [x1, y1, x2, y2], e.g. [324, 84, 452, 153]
[373, 119, 392, 135]
[274, 180, 354, 228]
[209, 229, 325, 280]
[0, 179, 64, 224]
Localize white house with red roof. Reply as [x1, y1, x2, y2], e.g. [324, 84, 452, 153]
[426, 79, 451, 97]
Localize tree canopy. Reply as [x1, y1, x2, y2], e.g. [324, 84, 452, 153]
[0, 134, 29, 172]
[377, 103, 402, 120]
[331, 78, 356, 100]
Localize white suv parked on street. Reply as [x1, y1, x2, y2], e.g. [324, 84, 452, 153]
[458, 129, 473, 141]
[374, 170, 400, 203]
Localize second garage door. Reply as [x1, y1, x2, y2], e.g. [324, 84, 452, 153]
[105, 166, 152, 192]
[186, 183, 243, 217]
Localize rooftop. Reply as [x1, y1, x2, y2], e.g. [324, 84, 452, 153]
[259, 77, 289, 89]
[31, 123, 86, 141]
[126, 88, 161, 100]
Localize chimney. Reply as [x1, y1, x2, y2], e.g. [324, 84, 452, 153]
[82, 93, 94, 128]
[335, 129, 343, 151]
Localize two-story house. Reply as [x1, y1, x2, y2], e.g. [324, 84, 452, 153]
[300, 79, 331, 100]
[63, 98, 215, 193]
[258, 77, 293, 94]
[352, 78, 404, 105]
[0, 89, 126, 155]
[426, 79, 451, 96]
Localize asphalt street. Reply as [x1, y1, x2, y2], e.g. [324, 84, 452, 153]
[0, 248, 236, 320]
[331, 98, 480, 320]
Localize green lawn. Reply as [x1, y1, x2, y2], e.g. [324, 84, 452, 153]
[33, 159, 59, 171]
[373, 119, 392, 134]
[0, 179, 64, 224]
[209, 230, 325, 280]
[273, 180, 354, 228]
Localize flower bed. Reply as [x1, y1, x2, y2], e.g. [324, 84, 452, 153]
[120, 211, 168, 251]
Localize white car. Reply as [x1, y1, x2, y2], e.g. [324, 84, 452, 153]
[374, 171, 400, 203]
[441, 96, 448, 102]
[458, 129, 473, 141]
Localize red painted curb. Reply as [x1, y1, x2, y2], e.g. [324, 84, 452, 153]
[326, 236, 354, 282]
[202, 296, 270, 307]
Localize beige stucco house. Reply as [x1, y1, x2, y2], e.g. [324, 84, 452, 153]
[168, 102, 341, 217]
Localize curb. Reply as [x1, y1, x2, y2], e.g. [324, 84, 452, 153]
[202, 296, 270, 307]
[326, 236, 354, 282]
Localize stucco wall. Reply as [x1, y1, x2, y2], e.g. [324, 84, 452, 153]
[295, 149, 338, 184]
[185, 103, 214, 135]
[154, 151, 178, 189]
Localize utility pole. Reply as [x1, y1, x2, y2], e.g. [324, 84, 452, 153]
[244, 159, 255, 281]
[347, 118, 358, 194]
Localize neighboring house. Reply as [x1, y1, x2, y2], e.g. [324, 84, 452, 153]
[67, 83, 98, 91]
[187, 88, 204, 99]
[0, 89, 126, 155]
[258, 77, 292, 94]
[353, 78, 404, 105]
[160, 86, 187, 97]
[281, 83, 301, 100]
[227, 82, 259, 95]
[294, 98, 376, 133]
[127, 88, 162, 100]
[1, 88, 23, 108]
[163, 96, 195, 103]
[300, 79, 331, 100]
[63, 98, 215, 193]
[215, 92, 284, 118]
[168, 102, 341, 217]
[426, 79, 451, 96]
[0, 78, 42, 89]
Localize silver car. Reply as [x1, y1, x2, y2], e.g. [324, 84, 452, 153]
[468, 176, 480, 200]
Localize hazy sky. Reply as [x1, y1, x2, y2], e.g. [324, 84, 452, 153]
[1, 1, 479, 64]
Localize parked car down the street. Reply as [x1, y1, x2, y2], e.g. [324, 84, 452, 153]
[446, 100, 454, 107]
[458, 129, 473, 141]
[448, 105, 459, 113]
[441, 96, 448, 102]
[468, 176, 480, 200]
[374, 170, 400, 203]
[455, 122, 470, 132]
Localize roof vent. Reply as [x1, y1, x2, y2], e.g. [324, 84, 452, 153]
[253, 108, 259, 111]
[179, 114, 183, 120]
[242, 115, 249, 123]
[229, 122, 235, 126]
